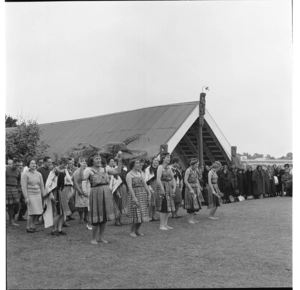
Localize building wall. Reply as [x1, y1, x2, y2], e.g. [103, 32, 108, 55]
[241, 159, 293, 168]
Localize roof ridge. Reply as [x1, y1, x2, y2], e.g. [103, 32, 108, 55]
[39, 101, 199, 126]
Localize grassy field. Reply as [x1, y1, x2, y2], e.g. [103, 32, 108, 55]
[6, 197, 292, 289]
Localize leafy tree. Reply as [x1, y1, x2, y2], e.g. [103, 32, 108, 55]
[6, 119, 49, 162]
[5, 115, 18, 128]
[277, 156, 286, 160]
[265, 154, 276, 160]
[253, 153, 264, 159]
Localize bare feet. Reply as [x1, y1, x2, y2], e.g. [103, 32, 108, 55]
[188, 220, 195, 224]
[98, 239, 108, 243]
[10, 222, 19, 227]
[91, 239, 98, 245]
[136, 232, 144, 236]
[129, 233, 137, 238]
[159, 226, 169, 230]
[165, 226, 173, 230]
[208, 216, 218, 220]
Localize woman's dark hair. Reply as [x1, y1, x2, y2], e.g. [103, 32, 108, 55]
[159, 152, 170, 165]
[27, 159, 36, 167]
[139, 158, 145, 163]
[12, 158, 21, 164]
[189, 158, 199, 166]
[256, 165, 262, 171]
[58, 157, 69, 165]
[87, 153, 101, 167]
[129, 159, 139, 170]
[171, 157, 179, 164]
[150, 156, 159, 175]
[106, 156, 114, 165]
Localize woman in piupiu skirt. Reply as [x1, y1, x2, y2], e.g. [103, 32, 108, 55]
[184, 158, 202, 224]
[155, 152, 176, 231]
[208, 161, 222, 219]
[82, 153, 123, 245]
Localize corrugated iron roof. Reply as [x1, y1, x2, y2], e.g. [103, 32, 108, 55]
[37, 101, 200, 157]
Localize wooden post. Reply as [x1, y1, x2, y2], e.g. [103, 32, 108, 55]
[231, 146, 237, 166]
[199, 92, 206, 167]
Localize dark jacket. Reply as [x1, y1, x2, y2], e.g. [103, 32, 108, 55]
[218, 170, 231, 192]
[237, 172, 244, 193]
[245, 170, 253, 196]
[252, 169, 265, 196]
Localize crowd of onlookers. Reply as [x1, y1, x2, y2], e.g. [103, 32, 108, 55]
[6, 156, 293, 230]
[203, 163, 293, 204]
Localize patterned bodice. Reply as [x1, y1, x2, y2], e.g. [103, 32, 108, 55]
[161, 167, 173, 182]
[187, 169, 198, 184]
[211, 171, 218, 184]
[131, 176, 144, 188]
[89, 169, 110, 187]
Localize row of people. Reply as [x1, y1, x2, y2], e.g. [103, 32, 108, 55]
[6, 154, 224, 244]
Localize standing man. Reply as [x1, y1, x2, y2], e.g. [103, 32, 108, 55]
[37, 156, 52, 186]
[37, 156, 52, 224]
[15, 161, 28, 221]
[37, 158, 44, 169]
[6, 158, 21, 226]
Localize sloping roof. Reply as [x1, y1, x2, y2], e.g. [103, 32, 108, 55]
[6, 101, 232, 160]
[37, 101, 199, 157]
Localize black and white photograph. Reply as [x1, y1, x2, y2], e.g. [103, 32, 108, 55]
[2, 0, 296, 289]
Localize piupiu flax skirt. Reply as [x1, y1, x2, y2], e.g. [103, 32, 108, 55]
[128, 186, 149, 223]
[89, 184, 119, 224]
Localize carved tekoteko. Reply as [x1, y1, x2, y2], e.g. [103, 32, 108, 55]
[199, 92, 206, 116]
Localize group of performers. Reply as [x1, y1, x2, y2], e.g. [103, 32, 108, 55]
[6, 152, 223, 245]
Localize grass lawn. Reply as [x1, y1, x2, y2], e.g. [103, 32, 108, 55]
[6, 197, 292, 289]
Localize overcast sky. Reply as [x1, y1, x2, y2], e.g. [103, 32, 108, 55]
[5, 0, 292, 158]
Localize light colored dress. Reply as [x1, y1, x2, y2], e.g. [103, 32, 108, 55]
[73, 167, 89, 211]
[21, 170, 44, 215]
